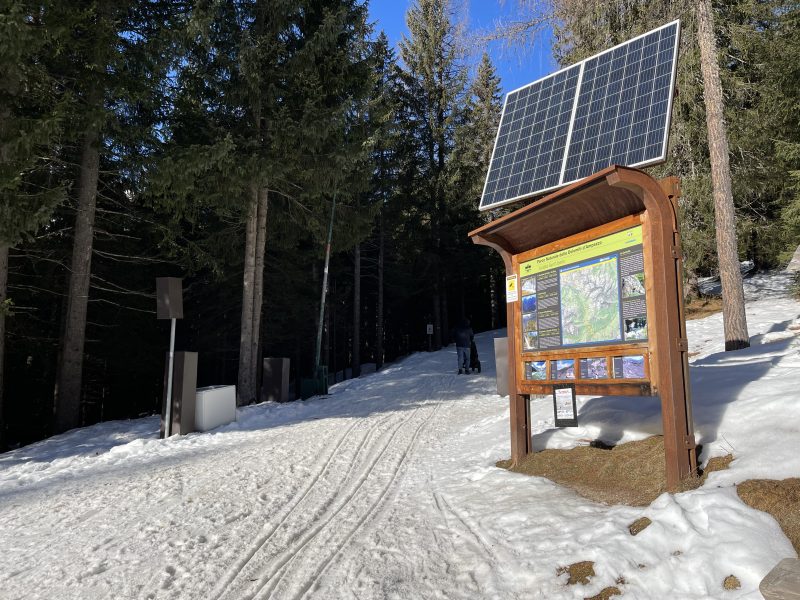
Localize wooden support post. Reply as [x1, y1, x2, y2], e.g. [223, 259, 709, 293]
[608, 170, 696, 489]
[471, 237, 529, 465]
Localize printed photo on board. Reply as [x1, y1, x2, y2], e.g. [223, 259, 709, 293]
[551, 359, 575, 380]
[522, 294, 538, 313]
[523, 330, 539, 351]
[521, 276, 536, 295]
[622, 273, 646, 298]
[522, 313, 537, 333]
[624, 316, 648, 340]
[525, 361, 547, 380]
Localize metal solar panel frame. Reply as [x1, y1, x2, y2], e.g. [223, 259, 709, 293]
[479, 19, 681, 212]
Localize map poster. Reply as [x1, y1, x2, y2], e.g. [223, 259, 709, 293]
[519, 226, 648, 352]
[553, 384, 578, 427]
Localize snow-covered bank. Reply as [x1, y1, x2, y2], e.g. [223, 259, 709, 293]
[1, 272, 798, 599]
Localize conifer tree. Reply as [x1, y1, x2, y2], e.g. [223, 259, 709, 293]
[48, 0, 176, 432]
[398, 0, 467, 349]
[0, 2, 68, 444]
[151, 0, 375, 404]
[450, 52, 503, 325]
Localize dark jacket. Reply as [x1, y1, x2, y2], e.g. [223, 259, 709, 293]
[453, 322, 474, 348]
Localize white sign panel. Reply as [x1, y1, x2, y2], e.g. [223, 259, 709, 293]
[506, 275, 519, 303]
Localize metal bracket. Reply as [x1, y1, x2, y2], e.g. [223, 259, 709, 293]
[684, 434, 697, 450]
[671, 246, 681, 259]
[676, 338, 689, 352]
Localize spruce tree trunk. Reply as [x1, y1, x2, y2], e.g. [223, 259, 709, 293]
[55, 129, 100, 433]
[432, 285, 442, 350]
[376, 210, 384, 370]
[441, 281, 449, 345]
[237, 185, 258, 405]
[697, 0, 750, 350]
[249, 187, 268, 400]
[0, 242, 8, 448]
[352, 242, 361, 377]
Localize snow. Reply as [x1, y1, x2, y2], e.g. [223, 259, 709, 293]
[1, 272, 799, 599]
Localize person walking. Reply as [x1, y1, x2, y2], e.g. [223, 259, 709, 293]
[453, 319, 474, 374]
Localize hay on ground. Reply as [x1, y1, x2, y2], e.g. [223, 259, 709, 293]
[737, 478, 800, 554]
[557, 561, 595, 585]
[498, 436, 704, 506]
[685, 296, 723, 320]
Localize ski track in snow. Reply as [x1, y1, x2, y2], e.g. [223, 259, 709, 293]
[1, 271, 799, 599]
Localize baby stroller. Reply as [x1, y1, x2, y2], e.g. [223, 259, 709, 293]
[469, 339, 481, 373]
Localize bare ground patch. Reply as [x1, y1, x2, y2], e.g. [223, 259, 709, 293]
[497, 436, 704, 506]
[737, 478, 800, 554]
[685, 296, 723, 320]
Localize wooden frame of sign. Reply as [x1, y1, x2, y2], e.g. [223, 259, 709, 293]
[469, 165, 697, 490]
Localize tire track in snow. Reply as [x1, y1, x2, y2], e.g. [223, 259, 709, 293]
[291, 400, 444, 600]
[233, 407, 422, 599]
[207, 417, 364, 600]
[212, 409, 402, 600]
[255, 376, 454, 599]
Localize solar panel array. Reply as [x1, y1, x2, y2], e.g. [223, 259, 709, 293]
[480, 20, 680, 211]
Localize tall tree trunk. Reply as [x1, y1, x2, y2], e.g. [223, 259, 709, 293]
[441, 280, 449, 345]
[249, 187, 268, 400]
[376, 209, 384, 370]
[352, 242, 361, 377]
[54, 129, 100, 433]
[697, 0, 749, 350]
[237, 185, 258, 405]
[0, 242, 8, 448]
[432, 284, 442, 350]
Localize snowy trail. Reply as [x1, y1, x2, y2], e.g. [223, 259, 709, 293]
[1, 272, 799, 599]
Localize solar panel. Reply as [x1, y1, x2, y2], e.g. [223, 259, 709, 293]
[480, 20, 680, 211]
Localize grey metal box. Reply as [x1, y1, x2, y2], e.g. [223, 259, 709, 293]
[494, 337, 509, 397]
[161, 351, 197, 437]
[156, 277, 183, 320]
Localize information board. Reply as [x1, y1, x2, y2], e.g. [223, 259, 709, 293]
[518, 226, 647, 352]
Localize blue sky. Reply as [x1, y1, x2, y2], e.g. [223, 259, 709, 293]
[367, 0, 557, 95]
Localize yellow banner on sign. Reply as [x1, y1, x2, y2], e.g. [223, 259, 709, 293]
[520, 226, 642, 276]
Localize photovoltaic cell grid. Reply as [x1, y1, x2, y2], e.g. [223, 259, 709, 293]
[479, 20, 680, 211]
[480, 65, 580, 209]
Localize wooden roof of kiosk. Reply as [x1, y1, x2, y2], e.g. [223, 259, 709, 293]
[469, 165, 696, 491]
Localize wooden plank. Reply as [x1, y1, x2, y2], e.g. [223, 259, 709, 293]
[521, 382, 651, 396]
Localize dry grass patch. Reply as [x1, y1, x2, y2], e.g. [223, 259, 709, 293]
[628, 517, 652, 536]
[685, 296, 723, 320]
[737, 478, 800, 554]
[498, 436, 704, 506]
[723, 575, 741, 590]
[557, 561, 595, 585]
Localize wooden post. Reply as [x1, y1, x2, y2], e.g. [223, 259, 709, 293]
[608, 170, 696, 488]
[472, 238, 529, 465]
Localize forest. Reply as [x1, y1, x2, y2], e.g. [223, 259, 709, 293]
[1, 0, 798, 449]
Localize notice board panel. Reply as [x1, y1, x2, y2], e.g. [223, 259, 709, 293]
[513, 214, 653, 396]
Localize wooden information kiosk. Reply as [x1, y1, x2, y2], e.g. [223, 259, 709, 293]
[469, 165, 697, 490]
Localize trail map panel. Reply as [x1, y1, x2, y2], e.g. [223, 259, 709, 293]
[559, 255, 621, 345]
[519, 225, 647, 352]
